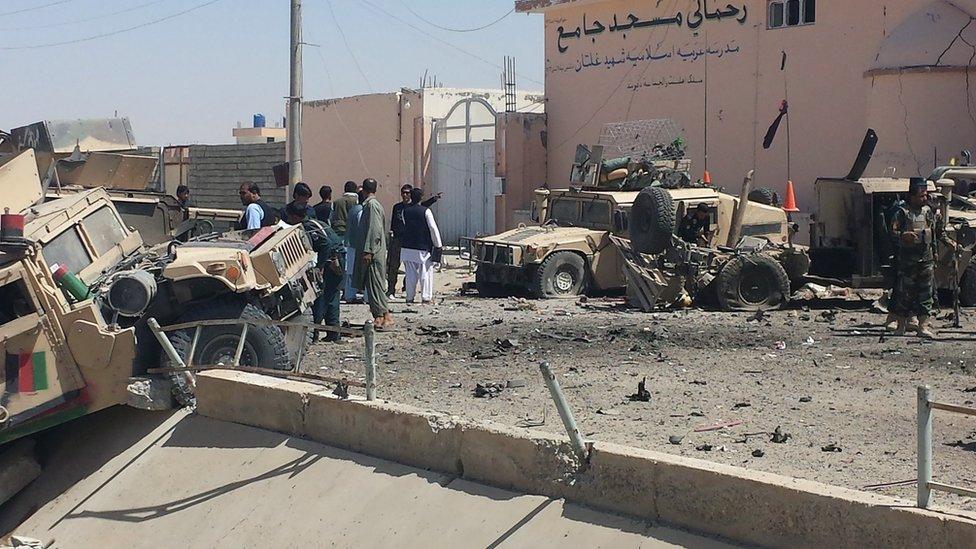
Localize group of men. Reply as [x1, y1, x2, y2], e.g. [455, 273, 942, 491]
[229, 178, 442, 335]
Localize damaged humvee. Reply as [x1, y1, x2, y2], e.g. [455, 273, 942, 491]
[471, 120, 797, 303]
[0, 147, 320, 503]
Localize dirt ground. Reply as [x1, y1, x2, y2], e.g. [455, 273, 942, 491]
[303, 258, 976, 512]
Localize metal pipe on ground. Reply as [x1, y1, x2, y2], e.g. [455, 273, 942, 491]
[539, 361, 587, 462]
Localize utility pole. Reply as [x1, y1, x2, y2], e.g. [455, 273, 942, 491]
[288, 0, 303, 187]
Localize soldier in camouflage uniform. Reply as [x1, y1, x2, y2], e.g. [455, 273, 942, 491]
[890, 177, 937, 338]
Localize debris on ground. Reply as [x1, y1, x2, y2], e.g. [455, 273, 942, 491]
[506, 379, 526, 388]
[668, 434, 685, 445]
[771, 426, 792, 443]
[471, 350, 501, 360]
[694, 420, 744, 432]
[495, 338, 520, 351]
[504, 298, 537, 311]
[597, 407, 621, 416]
[473, 382, 505, 398]
[628, 377, 652, 402]
[695, 443, 714, 452]
[332, 380, 350, 400]
[799, 396, 812, 403]
[752, 449, 765, 458]
[822, 443, 843, 453]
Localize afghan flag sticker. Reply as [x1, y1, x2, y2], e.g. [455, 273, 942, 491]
[4, 351, 49, 394]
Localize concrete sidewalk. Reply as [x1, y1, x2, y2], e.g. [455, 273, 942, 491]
[8, 409, 734, 548]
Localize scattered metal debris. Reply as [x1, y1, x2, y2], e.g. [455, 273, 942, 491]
[473, 382, 505, 398]
[751, 449, 765, 458]
[822, 443, 842, 453]
[628, 377, 652, 402]
[771, 426, 792, 443]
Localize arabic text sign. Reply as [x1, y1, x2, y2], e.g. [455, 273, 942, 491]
[556, 0, 749, 54]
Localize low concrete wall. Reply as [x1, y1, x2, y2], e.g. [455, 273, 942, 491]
[196, 370, 976, 548]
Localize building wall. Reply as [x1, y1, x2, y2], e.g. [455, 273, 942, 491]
[526, 0, 976, 212]
[185, 142, 287, 210]
[495, 112, 548, 230]
[301, 88, 545, 214]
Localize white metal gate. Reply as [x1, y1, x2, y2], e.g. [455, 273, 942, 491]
[430, 98, 501, 246]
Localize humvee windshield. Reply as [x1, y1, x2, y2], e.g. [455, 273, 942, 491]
[42, 206, 127, 273]
[547, 197, 613, 229]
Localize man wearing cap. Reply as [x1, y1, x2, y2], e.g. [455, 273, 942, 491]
[890, 177, 938, 338]
[677, 203, 713, 246]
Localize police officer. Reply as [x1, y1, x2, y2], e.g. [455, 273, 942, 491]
[890, 177, 937, 338]
[677, 203, 712, 246]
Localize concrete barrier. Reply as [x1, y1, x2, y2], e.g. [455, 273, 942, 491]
[196, 370, 976, 548]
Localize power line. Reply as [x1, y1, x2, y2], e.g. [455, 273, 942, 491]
[358, 0, 543, 87]
[0, 0, 222, 50]
[0, 0, 74, 17]
[397, 2, 514, 33]
[0, 0, 168, 32]
[325, 0, 373, 92]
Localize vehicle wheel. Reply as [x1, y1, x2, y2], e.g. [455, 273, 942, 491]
[715, 253, 790, 311]
[476, 266, 507, 297]
[166, 300, 290, 371]
[630, 187, 675, 254]
[960, 260, 976, 307]
[748, 187, 780, 206]
[530, 251, 587, 298]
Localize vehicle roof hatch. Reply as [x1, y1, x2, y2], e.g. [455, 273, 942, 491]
[0, 149, 43, 213]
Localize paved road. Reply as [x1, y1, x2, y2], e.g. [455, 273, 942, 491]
[6, 408, 735, 548]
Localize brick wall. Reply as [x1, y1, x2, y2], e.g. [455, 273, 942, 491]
[185, 142, 287, 210]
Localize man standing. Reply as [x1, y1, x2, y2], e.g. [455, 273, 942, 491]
[176, 185, 193, 209]
[280, 182, 316, 221]
[314, 185, 333, 223]
[400, 188, 443, 304]
[237, 183, 277, 230]
[354, 178, 393, 328]
[677, 203, 713, 246]
[331, 181, 362, 302]
[891, 177, 938, 338]
[387, 184, 413, 297]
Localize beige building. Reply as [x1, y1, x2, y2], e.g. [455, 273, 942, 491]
[233, 126, 286, 145]
[301, 88, 544, 245]
[516, 0, 976, 211]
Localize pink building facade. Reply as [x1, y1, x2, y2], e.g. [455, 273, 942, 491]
[517, 0, 976, 212]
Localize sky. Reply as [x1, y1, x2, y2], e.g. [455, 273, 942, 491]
[0, 0, 544, 145]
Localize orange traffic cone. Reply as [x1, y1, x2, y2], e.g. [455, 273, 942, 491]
[703, 170, 711, 185]
[783, 180, 800, 212]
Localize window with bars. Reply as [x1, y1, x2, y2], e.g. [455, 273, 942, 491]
[768, 0, 815, 28]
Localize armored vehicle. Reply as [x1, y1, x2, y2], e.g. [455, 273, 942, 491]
[0, 149, 320, 451]
[808, 131, 976, 304]
[471, 120, 792, 298]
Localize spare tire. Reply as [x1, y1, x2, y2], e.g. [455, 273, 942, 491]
[748, 187, 779, 206]
[631, 187, 675, 254]
[715, 253, 790, 311]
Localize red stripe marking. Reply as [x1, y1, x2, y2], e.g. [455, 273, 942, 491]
[18, 352, 34, 392]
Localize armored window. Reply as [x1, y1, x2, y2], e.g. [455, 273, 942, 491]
[580, 200, 611, 227]
[43, 227, 92, 274]
[549, 199, 580, 226]
[81, 206, 127, 256]
[0, 279, 36, 326]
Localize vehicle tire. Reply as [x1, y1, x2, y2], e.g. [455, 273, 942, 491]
[715, 253, 791, 311]
[960, 260, 976, 307]
[476, 266, 507, 298]
[630, 187, 675, 254]
[530, 251, 587, 298]
[166, 300, 290, 371]
[748, 187, 779, 206]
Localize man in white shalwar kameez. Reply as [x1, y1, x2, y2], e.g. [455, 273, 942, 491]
[399, 188, 443, 304]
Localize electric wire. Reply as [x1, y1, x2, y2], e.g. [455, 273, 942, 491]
[0, 0, 222, 50]
[397, 2, 514, 33]
[358, 0, 543, 87]
[0, 0, 168, 32]
[325, 0, 373, 92]
[308, 39, 371, 174]
[0, 0, 74, 17]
